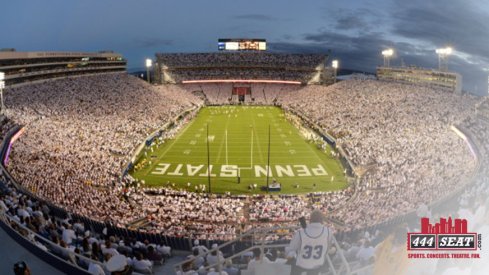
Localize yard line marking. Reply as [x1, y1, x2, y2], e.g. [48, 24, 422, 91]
[250, 110, 265, 164]
[215, 111, 232, 164]
[250, 127, 254, 167]
[226, 129, 228, 165]
[143, 115, 199, 176]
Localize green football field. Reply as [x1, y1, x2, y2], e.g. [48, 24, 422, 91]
[130, 106, 348, 194]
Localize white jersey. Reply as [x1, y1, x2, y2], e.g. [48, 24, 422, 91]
[296, 225, 330, 269]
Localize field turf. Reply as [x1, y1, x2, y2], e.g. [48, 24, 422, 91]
[130, 106, 347, 194]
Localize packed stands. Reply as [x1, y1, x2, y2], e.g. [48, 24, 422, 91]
[0, 73, 481, 239]
[155, 53, 331, 84]
[279, 80, 480, 228]
[182, 83, 302, 105]
[0, 71, 487, 274]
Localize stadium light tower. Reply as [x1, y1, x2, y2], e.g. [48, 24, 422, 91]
[332, 60, 339, 83]
[435, 47, 453, 71]
[0, 72, 5, 114]
[381, 49, 394, 67]
[145, 58, 152, 83]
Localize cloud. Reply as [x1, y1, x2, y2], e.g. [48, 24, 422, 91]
[133, 38, 173, 48]
[335, 15, 369, 31]
[279, 1, 489, 95]
[328, 8, 383, 33]
[269, 34, 384, 73]
[270, 27, 486, 95]
[234, 14, 277, 21]
[388, 0, 489, 94]
[392, 0, 489, 60]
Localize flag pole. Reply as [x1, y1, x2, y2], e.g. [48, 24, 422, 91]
[207, 124, 211, 193]
[266, 124, 271, 193]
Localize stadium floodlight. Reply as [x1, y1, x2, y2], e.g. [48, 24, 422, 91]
[436, 47, 453, 71]
[435, 47, 452, 55]
[332, 60, 339, 69]
[381, 49, 394, 67]
[332, 60, 339, 83]
[145, 59, 152, 83]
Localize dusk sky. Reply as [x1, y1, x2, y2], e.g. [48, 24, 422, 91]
[1, 0, 488, 95]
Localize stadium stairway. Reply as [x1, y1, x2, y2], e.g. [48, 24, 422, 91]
[0, 225, 64, 274]
[154, 250, 189, 275]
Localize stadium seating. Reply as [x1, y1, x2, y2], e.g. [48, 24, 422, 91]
[156, 52, 330, 84]
[0, 72, 487, 274]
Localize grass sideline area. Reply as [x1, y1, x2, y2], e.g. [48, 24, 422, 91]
[130, 106, 348, 194]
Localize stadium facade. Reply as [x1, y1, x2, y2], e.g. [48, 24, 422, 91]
[0, 49, 126, 86]
[377, 66, 463, 94]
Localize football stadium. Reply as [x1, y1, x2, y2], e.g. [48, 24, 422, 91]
[1, 2, 488, 275]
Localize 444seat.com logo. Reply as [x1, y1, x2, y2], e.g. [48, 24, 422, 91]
[408, 217, 482, 251]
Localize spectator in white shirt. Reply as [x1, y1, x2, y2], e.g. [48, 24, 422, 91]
[132, 252, 153, 273]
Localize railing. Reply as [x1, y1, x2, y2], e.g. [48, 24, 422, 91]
[174, 225, 353, 275]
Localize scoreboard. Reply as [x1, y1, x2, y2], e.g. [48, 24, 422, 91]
[218, 39, 266, 51]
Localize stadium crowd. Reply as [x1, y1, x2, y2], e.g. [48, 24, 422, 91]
[133, 188, 246, 240]
[0, 176, 171, 274]
[164, 68, 319, 83]
[0, 73, 484, 243]
[4, 73, 205, 231]
[156, 53, 329, 84]
[248, 195, 308, 223]
[156, 53, 327, 69]
[183, 83, 302, 105]
[278, 80, 480, 228]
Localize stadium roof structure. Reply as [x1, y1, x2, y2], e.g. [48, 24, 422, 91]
[0, 50, 123, 60]
[0, 50, 126, 87]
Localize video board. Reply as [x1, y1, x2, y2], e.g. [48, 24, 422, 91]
[218, 39, 266, 51]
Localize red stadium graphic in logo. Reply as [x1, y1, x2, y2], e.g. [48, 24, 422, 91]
[407, 217, 482, 259]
